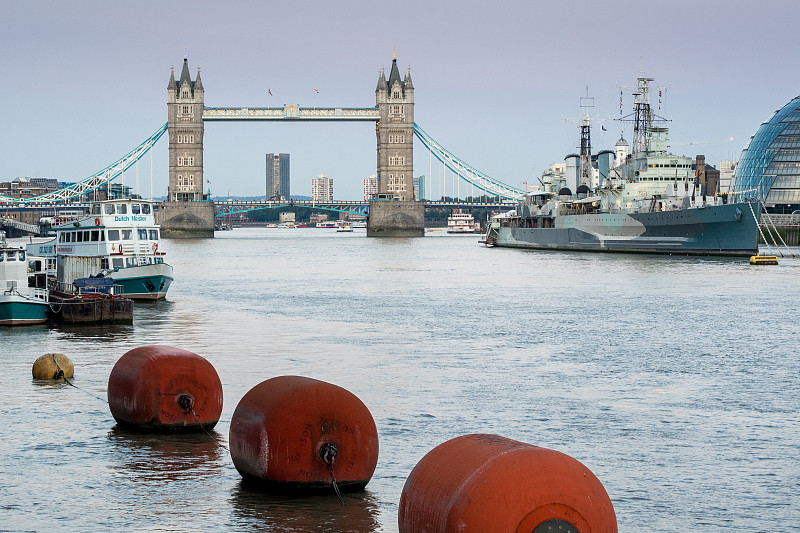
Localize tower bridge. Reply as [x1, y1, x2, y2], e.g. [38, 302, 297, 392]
[2, 53, 525, 237]
[162, 52, 419, 237]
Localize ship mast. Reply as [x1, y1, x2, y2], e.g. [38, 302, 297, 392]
[579, 89, 594, 188]
[632, 77, 654, 155]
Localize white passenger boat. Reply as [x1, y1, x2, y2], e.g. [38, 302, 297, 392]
[28, 199, 173, 300]
[447, 210, 480, 233]
[0, 234, 49, 325]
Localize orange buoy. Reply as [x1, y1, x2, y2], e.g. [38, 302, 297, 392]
[398, 434, 617, 533]
[229, 376, 378, 493]
[107, 345, 223, 432]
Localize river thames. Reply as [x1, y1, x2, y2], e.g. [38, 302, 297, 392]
[1, 228, 798, 532]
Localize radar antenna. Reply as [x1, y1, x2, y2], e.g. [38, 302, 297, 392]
[618, 76, 669, 156]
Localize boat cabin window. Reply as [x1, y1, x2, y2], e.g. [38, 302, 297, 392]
[112, 258, 123, 269]
[121, 229, 133, 240]
[141, 204, 151, 215]
[91, 230, 100, 242]
[6, 251, 21, 261]
[125, 257, 137, 267]
[104, 204, 114, 215]
[76, 232, 82, 243]
[138, 229, 147, 240]
[92, 204, 101, 215]
[149, 230, 159, 240]
[100, 258, 109, 270]
[131, 204, 140, 214]
[117, 204, 128, 215]
[107, 229, 120, 241]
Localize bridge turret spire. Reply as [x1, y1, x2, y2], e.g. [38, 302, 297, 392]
[179, 57, 193, 91]
[404, 67, 413, 91]
[168, 66, 177, 91]
[387, 57, 404, 94]
[194, 67, 203, 92]
[376, 68, 387, 94]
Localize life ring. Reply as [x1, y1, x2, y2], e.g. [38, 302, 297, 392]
[152, 243, 158, 254]
[94, 217, 100, 226]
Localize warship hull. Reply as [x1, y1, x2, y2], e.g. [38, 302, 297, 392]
[489, 202, 760, 256]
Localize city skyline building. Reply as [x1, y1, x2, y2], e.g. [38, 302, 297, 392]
[312, 174, 334, 203]
[363, 174, 377, 201]
[266, 153, 290, 200]
[733, 94, 800, 212]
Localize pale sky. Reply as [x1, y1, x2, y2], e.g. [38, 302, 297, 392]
[2, 0, 798, 200]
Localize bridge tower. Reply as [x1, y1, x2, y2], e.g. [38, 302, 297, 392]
[158, 54, 214, 237]
[375, 55, 414, 200]
[368, 55, 424, 237]
[167, 54, 204, 201]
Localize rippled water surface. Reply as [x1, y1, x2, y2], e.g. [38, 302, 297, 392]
[2, 228, 799, 532]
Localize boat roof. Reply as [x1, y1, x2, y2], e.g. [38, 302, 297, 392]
[97, 198, 155, 204]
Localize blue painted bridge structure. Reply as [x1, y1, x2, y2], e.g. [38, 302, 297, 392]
[212, 198, 517, 219]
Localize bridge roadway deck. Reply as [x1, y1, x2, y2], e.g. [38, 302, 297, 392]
[203, 106, 380, 121]
[212, 199, 516, 217]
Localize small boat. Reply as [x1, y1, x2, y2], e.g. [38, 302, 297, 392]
[27, 199, 173, 300]
[315, 221, 337, 228]
[448, 210, 480, 233]
[336, 225, 353, 232]
[48, 277, 133, 324]
[749, 254, 779, 265]
[0, 233, 49, 326]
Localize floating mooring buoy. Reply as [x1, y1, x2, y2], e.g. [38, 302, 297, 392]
[107, 345, 223, 432]
[398, 434, 617, 533]
[229, 375, 379, 493]
[32, 353, 74, 380]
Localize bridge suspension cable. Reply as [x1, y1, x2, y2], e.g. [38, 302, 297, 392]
[413, 123, 525, 201]
[2, 123, 168, 204]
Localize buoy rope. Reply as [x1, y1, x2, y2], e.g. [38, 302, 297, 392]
[190, 408, 229, 451]
[319, 442, 344, 506]
[51, 354, 108, 404]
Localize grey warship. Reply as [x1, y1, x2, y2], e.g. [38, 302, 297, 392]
[482, 76, 761, 256]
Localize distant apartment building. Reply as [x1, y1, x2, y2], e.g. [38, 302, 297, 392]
[414, 175, 425, 201]
[309, 213, 329, 224]
[718, 160, 737, 194]
[312, 174, 334, 203]
[0, 177, 59, 198]
[266, 153, 290, 200]
[363, 174, 377, 201]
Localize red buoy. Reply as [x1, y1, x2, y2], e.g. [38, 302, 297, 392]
[107, 345, 223, 431]
[398, 434, 617, 533]
[229, 376, 378, 492]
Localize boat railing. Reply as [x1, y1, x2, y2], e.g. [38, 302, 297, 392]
[32, 287, 49, 301]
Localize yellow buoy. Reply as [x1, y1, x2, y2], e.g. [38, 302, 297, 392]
[750, 254, 779, 265]
[32, 353, 74, 380]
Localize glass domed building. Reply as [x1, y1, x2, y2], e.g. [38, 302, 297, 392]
[732, 95, 800, 212]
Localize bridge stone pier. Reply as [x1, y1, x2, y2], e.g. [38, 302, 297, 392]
[159, 54, 424, 238]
